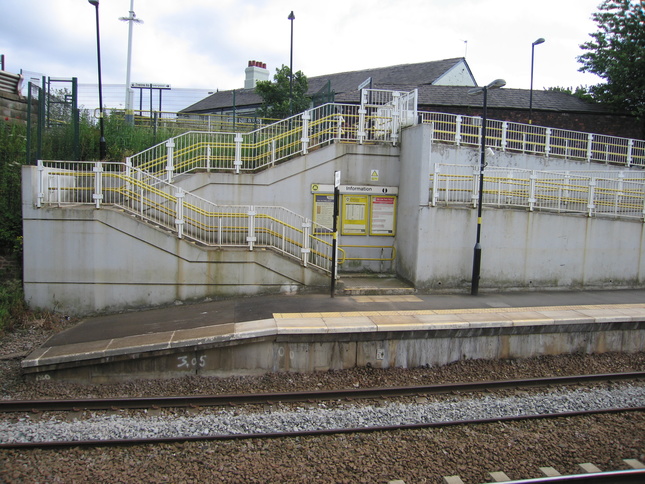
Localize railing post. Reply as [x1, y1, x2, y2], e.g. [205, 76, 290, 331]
[175, 189, 185, 239]
[357, 90, 367, 144]
[615, 172, 625, 215]
[545, 128, 551, 157]
[301, 221, 311, 267]
[390, 91, 401, 146]
[455, 115, 462, 146]
[301, 110, 310, 154]
[246, 206, 256, 250]
[501, 122, 508, 151]
[271, 139, 276, 166]
[627, 139, 633, 167]
[165, 138, 175, 183]
[206, 146, 212, 172]
[93, 161, 104, 209]
[234, 133, 243, 174]
[528, 171, 537, 212]
[472, 163, 480, 208]
[336, 112, 344, 140]
[124, 157, 132, 205]
[431, 163, 440, 207]
[586, 133, 594, 163]
[36, 160, 44, 208]
[587, 178, 596, 216]
[357, 107, 366, 144]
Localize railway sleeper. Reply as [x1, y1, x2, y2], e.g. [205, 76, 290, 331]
[439, 458, 645, 483]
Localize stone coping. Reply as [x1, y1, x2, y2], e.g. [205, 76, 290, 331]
[21, 304, 645, 369]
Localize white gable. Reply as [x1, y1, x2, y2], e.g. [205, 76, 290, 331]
[432, 59, 476, 87]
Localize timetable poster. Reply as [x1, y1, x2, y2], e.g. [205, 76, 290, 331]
[312, 193, 334, 233]
[341, 195, 368, 235]
[370, 195, 397, 235]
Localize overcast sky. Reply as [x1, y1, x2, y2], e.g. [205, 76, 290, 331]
[1, 0, 605, 107]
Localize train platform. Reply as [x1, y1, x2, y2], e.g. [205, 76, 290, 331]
[20, 278, 645, 382]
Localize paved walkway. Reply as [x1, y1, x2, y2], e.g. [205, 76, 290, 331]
[44, 286, 645, 347]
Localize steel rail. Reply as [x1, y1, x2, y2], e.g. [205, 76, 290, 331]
[0, 406, 643, 449]
[501, 468, 645, 483]
[1, 371, 643, 413]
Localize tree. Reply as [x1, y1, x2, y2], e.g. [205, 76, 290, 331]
[255, 65, 309, 119]
[577, 0, 645, 125]
[547, 86, 594, 103]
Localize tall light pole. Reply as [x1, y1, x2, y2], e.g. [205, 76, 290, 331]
[88, 0, 106, 160]
[468, 79, 506, 296]
[529, 37, 545, 125]
[288, 11, 295, 116]
[119, 0, 143, 125]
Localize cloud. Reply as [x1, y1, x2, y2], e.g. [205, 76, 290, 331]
[1, 0, 604, 99]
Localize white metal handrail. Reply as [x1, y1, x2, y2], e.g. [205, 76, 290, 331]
[37, 160, 336, 273]
[420, 112, 645, 168]
[127, 90, 420, 178]
[430, 163, 645, 220]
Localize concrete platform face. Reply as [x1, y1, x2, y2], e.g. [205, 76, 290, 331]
[21, 290, 645, 383]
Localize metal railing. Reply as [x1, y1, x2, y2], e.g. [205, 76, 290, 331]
[36, 160, 337, 273]
[101, 108, 279, 133]
[420, 112, 645, 168]
[127, 90, 419, 179]
[431, 163, 645, 220]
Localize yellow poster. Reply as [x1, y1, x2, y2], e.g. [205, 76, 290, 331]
[341, 195, 368, 235]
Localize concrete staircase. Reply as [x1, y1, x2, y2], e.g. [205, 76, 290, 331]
[337, 273, 416, 296]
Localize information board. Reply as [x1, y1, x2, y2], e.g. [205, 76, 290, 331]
[312, 193, 335, 233]
[341, 195, 368, 235]
[370, 195, 397, 235]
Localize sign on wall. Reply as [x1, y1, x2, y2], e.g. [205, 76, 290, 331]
[370, 195, 397, 235]
[312, 184, 397, 236]
[341, 195, 369, 235]
[312, 194, 335, 233]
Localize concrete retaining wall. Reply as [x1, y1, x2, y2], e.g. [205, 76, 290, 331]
[397, 124, 645, 292]
[24, 319, 645, 383]
[21, 199, 328, 315]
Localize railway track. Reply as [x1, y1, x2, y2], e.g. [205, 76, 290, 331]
[1, 371, 644, 414]
[1, 371, 643, 450]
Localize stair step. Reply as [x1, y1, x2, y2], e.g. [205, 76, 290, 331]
[337, 275, 415, 296]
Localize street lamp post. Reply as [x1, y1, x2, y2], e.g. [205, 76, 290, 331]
[529, 37, 545, 124]
[288, 11, 295, 116]
[88, 0, 106, 160]
[468, 79, 506, 296]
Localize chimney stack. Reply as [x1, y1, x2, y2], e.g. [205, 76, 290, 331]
[244, 60, 269, 89]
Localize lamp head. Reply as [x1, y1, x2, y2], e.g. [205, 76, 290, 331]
[88, 0, 98, 5]
[532, 37, 545, 46]
[487, 79, 506, 90]
[288, 11, 295, 20]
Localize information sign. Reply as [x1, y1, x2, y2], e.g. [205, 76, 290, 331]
[312, 194, 335, 233]
[370, 195, 397, 235]
[341, 195, 368, 235]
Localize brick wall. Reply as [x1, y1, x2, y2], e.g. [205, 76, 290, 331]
[0, 91, 38, 125]
[421, 105, 643, 141]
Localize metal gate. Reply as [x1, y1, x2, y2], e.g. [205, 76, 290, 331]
[359, 89, 418, 145]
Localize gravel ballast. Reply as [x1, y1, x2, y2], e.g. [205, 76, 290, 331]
[2, 384, 645, 445]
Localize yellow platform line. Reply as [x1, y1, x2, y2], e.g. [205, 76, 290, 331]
[273, 303, 645, 319]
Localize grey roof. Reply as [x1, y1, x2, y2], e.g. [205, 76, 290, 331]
[415, 85, 613, 113]
[181, 58, 613, 115]
[182, 58, 469, 113]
